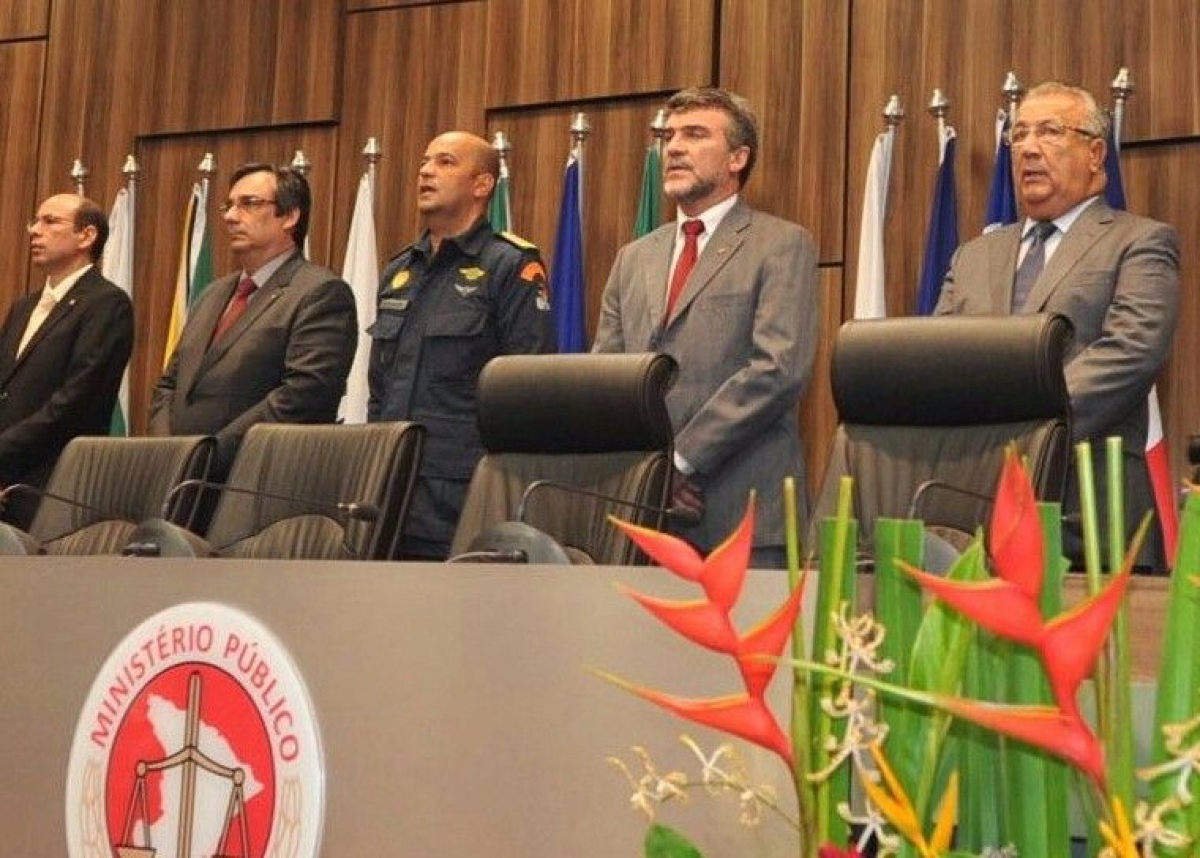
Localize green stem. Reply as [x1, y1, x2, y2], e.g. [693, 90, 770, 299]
[784, 477, 817, 857]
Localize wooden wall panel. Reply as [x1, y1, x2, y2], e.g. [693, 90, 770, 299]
[132, 0, 341, 135]
[1124, 142, 1200, 497]
[802, 267, 842, 501]
[128, 128, 339, 433]
[485, 0, 714, 108]
[334, 2, 487, 271]
[0, 0, 47, 40]
[487, 98, 668, 339]
[0, 41, 44, 312]
[720, 0, 849, 265]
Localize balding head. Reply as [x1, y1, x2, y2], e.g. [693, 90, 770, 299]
[418, 131, 500, 242]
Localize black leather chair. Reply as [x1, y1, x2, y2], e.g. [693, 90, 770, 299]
[449, 352, 677, 565]
[810, 313, 1073, 555]
[0, 435, 214, 555]
[175, 421, 426, 560]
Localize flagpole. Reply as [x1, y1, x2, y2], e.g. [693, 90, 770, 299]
[928, 88, 950, 152]
[71, 158, 88, 196]
[569, 111, 590, 215]
[363, 136, 382, 204]
[1002, 71, 1024, 123]
[650, 108, 668, 157]
[489, 131, 511, 231]
[1110, 66, 1134, 148]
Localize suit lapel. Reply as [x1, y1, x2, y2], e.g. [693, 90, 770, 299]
[7, 271, 99, 376]
[0, 292, 38, 384]
[640, 226, 674, 334]
[1028, 199, 1112, 311]
[665, 201, 749, 329]
[990, 225, 1022, 313]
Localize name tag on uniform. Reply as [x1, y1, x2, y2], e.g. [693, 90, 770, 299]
[380, 297, 410, 312]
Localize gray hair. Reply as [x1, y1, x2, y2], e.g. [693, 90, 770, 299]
[666, 87, 760, 186]
[1023, 81, 1111, 139]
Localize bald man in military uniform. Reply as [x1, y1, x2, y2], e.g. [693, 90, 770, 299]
[368, 131, 553, 560]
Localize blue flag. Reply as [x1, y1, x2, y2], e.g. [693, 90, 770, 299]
[984, 111, 1018, 233]
[1103, 124, 1127, 210]
[915, 132, 959, 315]
[551, 154, 586, 352]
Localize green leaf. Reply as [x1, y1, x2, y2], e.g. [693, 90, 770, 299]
[644, 823, 705, 858]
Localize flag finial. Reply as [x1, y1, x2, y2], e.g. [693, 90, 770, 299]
[121, 155, 140, 180]
[1002, 71, 1023, 113]
[650, 109, 669, 139]
[927, 88, 950, 119]
[882, 95, 904, 128]
[70, 158, 88, 194]
[362, 137, 382, 165]
[491, 131, 511, 157]
[570, 112, 591, 143]
[197, 152, 216, 177]
[290, 150, 311, 177]
[1111, 67, 1135, 102]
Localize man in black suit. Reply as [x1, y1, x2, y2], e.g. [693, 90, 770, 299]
[0, 194, 134, 526]
[150, 163, 357, 478]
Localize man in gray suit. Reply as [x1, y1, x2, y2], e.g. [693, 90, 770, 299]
[150, 163, 357, 479]
[936, 81, 1179, 567]
[594, 87, 819, 567]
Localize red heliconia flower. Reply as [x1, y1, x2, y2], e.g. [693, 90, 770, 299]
[989, 447, 1045, 600]
[935, 695, 1107, 790]
[603, 498, 802, 769]
[612, 680, 794, 766]
[818, 845, 862, 858]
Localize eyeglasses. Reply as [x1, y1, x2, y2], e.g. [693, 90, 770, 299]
[26, 214, 76, 233]
[218, 196, 278, 215]
[1005, 119, 1100, 148]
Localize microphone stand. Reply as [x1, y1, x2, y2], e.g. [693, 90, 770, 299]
[515, 479, 700, 528]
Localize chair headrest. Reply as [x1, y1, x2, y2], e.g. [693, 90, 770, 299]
[477, 353, 677, 453]
[832, 313, 1073, 426]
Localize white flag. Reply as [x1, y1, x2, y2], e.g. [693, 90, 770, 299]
[339, 171, 378, 423]
[853, 128, 894, 319]
[101, 184, 134, 435]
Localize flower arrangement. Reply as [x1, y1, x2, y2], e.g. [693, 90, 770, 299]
[600, 442, 1200, 857]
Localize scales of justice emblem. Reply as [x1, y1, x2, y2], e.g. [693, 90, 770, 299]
[65, 603, 325, 858]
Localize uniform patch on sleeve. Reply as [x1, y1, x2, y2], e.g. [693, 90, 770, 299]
[519, 261, 550, 311]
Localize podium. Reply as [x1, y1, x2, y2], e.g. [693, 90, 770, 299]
[1, 557, 800, 856]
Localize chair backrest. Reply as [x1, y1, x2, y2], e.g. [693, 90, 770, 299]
[204, 421, 423, 560]
[811, 313, 1073, 551]
[32, 435, 215, 555]
[450, 352, 677, 565]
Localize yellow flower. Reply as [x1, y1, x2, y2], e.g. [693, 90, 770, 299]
[1098, 796, 1138, 858]
[857, 743, 957, 858]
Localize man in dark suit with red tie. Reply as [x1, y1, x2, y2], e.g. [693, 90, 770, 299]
[150, 163, 357, 479]
[0, 193, 134, 527]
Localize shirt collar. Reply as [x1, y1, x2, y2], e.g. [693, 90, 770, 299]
[44, 263, 93, 302]
[676, 194, 739, 239]
[415, 217, 492, 260]
[242, 248, 294, 287]
[1022, 194, 1100, 240]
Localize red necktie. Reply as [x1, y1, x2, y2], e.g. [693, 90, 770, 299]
[665, 219, 705, 319]
[211, 275, 257, 345]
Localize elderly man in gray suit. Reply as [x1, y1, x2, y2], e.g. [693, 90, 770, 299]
[593, 87, 819, 568]
[936, 81, 1180, 568]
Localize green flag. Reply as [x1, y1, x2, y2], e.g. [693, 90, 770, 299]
[633, 144, 662, 238]
[488, 161, 512, 233]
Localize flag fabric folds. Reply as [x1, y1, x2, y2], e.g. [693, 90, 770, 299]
[633, 144, 662, 239]
[488, 156, 512, 233]
[983, 109, 1018, 233]
[550, 151, 586, 352]
[1105, 119, 1177, 558]
[162, 181, 214, 368]
[101, 185, 134, 435]
[339, 171, 379, 424]
[852, 128, 894, 320]
[915, 127, 959, 315]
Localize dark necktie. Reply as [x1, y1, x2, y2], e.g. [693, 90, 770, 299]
[212, 275, 257, 344]
[666, 219, 705, 319]
[1011, 221, 1056, 313]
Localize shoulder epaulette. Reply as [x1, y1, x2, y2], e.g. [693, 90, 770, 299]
[498, 231, 537, 251]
